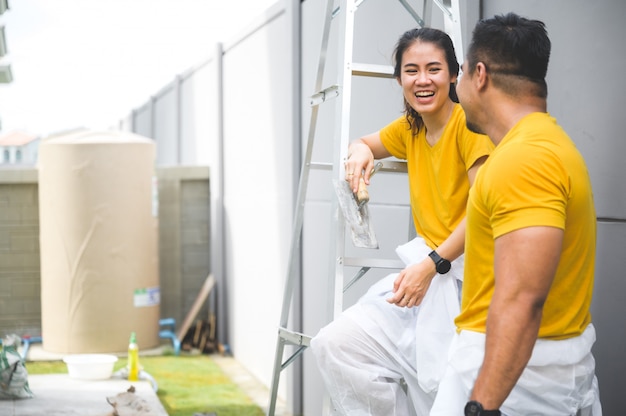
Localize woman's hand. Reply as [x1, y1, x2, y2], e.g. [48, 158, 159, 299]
[344, 142, 375, 193]
[386, 258, 437, 308]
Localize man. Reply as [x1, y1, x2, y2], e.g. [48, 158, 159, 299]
[430, 12, 602, 416]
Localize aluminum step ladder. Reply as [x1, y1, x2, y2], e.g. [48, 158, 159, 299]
[267, 1, 463, 414]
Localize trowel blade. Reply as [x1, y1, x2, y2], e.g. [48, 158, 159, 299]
[333, 179, 379, 249]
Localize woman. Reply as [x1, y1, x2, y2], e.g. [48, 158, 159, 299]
[310, 27, 494, 415]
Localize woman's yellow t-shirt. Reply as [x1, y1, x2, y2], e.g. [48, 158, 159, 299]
[380, 104, 494, 249]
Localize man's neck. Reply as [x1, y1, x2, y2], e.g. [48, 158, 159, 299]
[485, 94, 547, 146]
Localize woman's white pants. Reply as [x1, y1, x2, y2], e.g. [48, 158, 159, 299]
[311, 237, 463, 415]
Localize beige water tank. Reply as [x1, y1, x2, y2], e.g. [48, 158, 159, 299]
[38, 130, 160, 353]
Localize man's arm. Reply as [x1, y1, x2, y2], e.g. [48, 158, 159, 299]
[470, 225, 563, 409]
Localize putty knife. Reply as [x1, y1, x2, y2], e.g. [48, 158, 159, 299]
[333, 162, 383, 249]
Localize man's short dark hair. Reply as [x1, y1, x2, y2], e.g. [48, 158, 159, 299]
[467, 12, 551, 97]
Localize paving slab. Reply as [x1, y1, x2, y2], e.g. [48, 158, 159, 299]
[0, 374, 168, 416]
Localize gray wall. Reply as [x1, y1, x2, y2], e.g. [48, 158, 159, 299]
[481, 2, 626, 414]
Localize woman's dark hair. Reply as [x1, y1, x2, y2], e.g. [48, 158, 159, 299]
[393, 27, 460, 135]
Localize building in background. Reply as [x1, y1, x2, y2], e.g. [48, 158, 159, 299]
[0, 131, 39, 164]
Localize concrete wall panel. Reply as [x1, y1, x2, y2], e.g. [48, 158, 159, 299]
[220, 2, 297, 402]
[153, 83, 179, 166]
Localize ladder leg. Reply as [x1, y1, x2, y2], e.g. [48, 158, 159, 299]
[266, 0, 339, 414]
[267, 338, 285, 416]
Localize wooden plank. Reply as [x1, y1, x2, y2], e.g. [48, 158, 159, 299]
[176, 274, 215, 340]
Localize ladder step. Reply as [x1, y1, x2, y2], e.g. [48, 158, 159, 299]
[309, 160, 405, 172]
[278, 327, 312, 347]
[309, 66, 395, 108]
[309, 161, 332, 170]
[378, 160, 408, 173]
[351, 63, 394, 79]
[342, 257, 405, 269]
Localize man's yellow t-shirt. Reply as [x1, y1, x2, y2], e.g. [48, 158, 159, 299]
[457, 112, 596, 339]
[380, 104, 494, 249]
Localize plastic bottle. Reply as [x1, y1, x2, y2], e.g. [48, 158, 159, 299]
[128, 332, 139, 381]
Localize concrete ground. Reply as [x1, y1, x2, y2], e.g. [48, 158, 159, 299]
[212, 355, 290, 416]
[0, 374, 166, 416]
[0, 344, 289, 416]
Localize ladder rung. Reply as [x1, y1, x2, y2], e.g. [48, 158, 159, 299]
[309, 160, 405, 173]
[310, 85, 340, 106]
[342, 257, 405, 269]
[379, 161, 407, 173]
[351, 63, 394, 79]
[278, 327, 312, 347]
[309, 161, 332, 170]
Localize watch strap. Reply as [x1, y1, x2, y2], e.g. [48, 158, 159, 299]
[428, 250, 451, 274]
[464, 400, 501, 416]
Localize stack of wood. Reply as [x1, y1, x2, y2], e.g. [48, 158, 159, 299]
[180, 315, 217, 354]
[175, 274, 220, 355]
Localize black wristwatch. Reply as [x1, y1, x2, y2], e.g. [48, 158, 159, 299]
[428, 250, 451, 274]
[464, 400, 501, 416]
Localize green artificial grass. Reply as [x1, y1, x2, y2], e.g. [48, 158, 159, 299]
[26, 354, 265, 416]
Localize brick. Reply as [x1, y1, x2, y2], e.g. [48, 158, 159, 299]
[12, 280, 38, 298]
[10, 230, 39, 252]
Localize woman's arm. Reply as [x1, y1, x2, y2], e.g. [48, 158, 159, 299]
[344, 131, 392, 192]
[387, 155, 489, 307]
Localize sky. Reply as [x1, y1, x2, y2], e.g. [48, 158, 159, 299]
[0, 0, 275, 136]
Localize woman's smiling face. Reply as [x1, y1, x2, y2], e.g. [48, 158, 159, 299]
[398, 40, 457, 117]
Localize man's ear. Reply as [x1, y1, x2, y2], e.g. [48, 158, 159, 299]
[475, 62, 488, 91]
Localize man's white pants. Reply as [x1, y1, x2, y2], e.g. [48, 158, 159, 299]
[311, 237, 463, 415]
[430, 325, 602, 416]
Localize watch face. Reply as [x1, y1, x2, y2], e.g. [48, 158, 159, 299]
[438, 259, 451, 274]
[429, 250, 452, 274]
[464, 401, 501, 416]
[464, 400, 482, 416]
